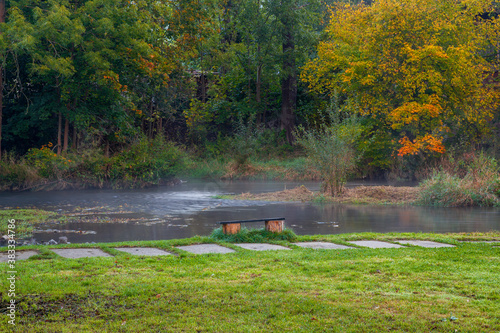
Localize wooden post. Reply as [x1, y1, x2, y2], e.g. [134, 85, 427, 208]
[265, 220, 284, 233]
[222, 223, 241, 235]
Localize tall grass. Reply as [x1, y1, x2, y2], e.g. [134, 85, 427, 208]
[0, 153, 42, 191]
[417, 152, 500, 207]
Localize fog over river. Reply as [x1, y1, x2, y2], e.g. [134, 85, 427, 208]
[1, 180, 498, 243]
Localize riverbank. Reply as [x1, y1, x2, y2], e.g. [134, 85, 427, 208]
[1, 232, 499, 331]
[0, 154, 319, 192]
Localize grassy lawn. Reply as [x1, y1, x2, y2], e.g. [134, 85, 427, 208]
[1, 232, 499, 332]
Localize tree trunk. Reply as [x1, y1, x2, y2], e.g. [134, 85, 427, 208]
[105, 139, 109, 158]
[0, 0, 5, 160]
[256, 63, 262, 125]
[63, 118, 69, 153]
[157, 117, 162, 136]
[71, 126, 77, 150]
[280, 23, 296, 144]
[57, 112, 62, 155]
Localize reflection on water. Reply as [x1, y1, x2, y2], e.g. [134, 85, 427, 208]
[0, 180, 498, 243]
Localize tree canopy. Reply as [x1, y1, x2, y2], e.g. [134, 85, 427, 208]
[1, 0, 499, 181]
[302, 0, 500, 156]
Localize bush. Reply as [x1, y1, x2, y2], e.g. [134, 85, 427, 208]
[25, 143, 74, 179]
[295, 103, 363, 196]
[417, 152, 500, 207]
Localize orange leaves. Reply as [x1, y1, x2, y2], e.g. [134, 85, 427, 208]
[398, 135, 446, 156]
[102, 72, 124, 91]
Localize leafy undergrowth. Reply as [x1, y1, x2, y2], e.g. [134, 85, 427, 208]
[210, 227, 297, 243]
[0, 232, 499, 331]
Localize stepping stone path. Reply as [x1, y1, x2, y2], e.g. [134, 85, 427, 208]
[115, 247, 172, 256]
[295, 242, 352, 250]
[0, 240, 470, 261]
[51, 248, 112, 259]
[176, 244, 235, 254]
[347, 240, 403, 248]
[395, 240, 455, 248]
[0, 251, 38, 262]
[233, 243, 290, 251]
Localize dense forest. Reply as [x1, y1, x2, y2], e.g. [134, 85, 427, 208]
[1, 0, 499, 198]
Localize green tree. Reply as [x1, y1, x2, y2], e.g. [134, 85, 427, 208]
[3, 0, 198, 155]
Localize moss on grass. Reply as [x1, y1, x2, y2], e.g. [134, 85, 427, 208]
[0, 209, 61, 238]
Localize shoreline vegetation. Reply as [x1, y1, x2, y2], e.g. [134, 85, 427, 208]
[1, 137, 499, 208]
[0, 232, 499, 331]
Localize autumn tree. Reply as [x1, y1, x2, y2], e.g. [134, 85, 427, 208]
[302, 0, 500, 157]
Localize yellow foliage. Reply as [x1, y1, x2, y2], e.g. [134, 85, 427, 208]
[302, 0, 500, 156]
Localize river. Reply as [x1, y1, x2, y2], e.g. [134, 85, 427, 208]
[0, 180, 499, 243]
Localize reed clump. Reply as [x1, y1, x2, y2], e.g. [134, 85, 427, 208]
[417, 152, 500, 207]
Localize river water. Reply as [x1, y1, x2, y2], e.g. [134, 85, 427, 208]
[0, 180, 499, 243]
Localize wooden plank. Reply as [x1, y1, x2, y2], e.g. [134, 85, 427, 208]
[218, 217, 285, 225]
[265, 220, 284, 233]
[223, 223, 241, 235]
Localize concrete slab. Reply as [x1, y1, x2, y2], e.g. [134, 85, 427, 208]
[176, 244, 235, 254]
[114, 247, 172, 256]
[395, 240, 455, 248]
[234, 243, 290, 251]
[0, 251, 39, 262]
[51, 248, 112, 259]
[295, 242, 353, 250]
[347, 240, 403, 249]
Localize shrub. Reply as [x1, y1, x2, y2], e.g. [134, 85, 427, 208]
[295, 103, 363, 196]
[25, 143, 74, 179]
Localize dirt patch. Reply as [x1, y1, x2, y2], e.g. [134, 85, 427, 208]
[3, 293, 121, 321]
[234, 185, 315, 202]
[231, 185, 420, 204]
[340, 186, 420, 204]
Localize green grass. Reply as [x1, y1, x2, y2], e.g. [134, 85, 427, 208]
[0, 209, 61, 239]
[1, 232, 499, 332]
[210, 227, 297, 243]
[182, 156, 319, 181]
